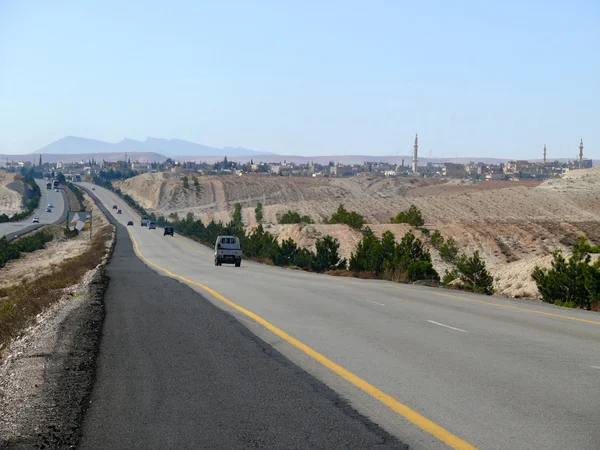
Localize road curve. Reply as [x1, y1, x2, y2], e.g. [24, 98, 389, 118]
[81, 183, 600, 450]
[0, 179, 68, 241]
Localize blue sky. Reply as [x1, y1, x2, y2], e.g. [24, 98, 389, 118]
[0, 0, 598, 158]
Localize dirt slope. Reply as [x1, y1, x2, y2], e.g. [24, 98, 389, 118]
[114, 170, 600, 299]
[0, 171, 26, 216]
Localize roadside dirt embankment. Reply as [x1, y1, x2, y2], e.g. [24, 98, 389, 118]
[0, 171, 27, 216]
[115, 170, 600, 299]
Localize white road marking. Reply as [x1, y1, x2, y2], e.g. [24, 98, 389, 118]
[426, 320, 468, 333]
[591, 366, 600, 370]
[359, 299, 385, 306]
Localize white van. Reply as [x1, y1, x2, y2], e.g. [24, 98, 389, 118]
[214, 235, 243, 267]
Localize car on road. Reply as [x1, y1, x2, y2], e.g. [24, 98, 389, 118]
[214, 235, 242, 267]
[140, 218, 148, 227]
[46, 208, 52, 213]
[164, 226, 174, 237]
[127, 220, 134, 226]
[32, 217, 39, 223]
[54, 188, 59, 192]
[149, 221, 156, 230]
[112, 205, 118, 210]
[91, 187, 95, 190]
[48, 202, 53, 208]
[117, 209, 122, 214]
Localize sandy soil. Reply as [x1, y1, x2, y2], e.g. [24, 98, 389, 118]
[0, 171, 25, 216]
[114, 169, 600, 299]
[0, 191, 111, 289]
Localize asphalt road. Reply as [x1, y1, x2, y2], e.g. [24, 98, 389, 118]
[81, 183, 600, 450]
[80, 223, 404, 449]
[0, 179, 68, 241]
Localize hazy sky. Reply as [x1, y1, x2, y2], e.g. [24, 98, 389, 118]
[0, 1, 598, 158]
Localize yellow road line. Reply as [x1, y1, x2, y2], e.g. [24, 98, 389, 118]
[127, 231, 476, 450]
[395, 285, 600, 326]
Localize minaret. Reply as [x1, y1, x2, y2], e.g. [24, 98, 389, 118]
[543, 144, 547, 164]
[579, 138, 584, 168]
[412, 133, 419, 173]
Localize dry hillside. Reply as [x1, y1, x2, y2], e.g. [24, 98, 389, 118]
[0, 171, 26, 216]
[115, 169, 600, 299]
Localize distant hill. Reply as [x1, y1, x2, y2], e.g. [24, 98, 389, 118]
[32, 136, 272, 157]
[0, 152, 167, 164]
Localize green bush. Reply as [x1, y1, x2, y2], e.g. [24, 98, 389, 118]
[328, 204, 364, 229]
[255, 202, 263, 223]
[439, 237, 459, 263]
[310, 236, 346, 272]
[430, 230, 444, 248]
[454, 251, 494, 295]
[391, 205, 424, 227]
[182, 176, 189, 189]
[232, 203, 242, 226]
[531, 238, 600, 309]
[278, 210, 313, 224]
[407, 260, 440, 282]
[0, 231, 53, 269]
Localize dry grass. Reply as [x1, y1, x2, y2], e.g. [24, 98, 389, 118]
[323, 269, 354, 277]
[0, 226, 112, 348]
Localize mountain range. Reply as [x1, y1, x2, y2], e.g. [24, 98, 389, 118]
[32, 136, 272, 157]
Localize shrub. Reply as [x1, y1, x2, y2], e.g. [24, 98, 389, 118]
[182, 176, 189, 189]
[311, 235, 347, 272]
[391, 205, 424, 227]
[232, 203, 242, 226]
[430, 230, 444, 249]
[328, 204, 365, 229]
[439, 237, 459, 263]
[278, 210, 313, 224]
[407, 260, 439, 282]
[255, 202, 264, 223]
[531, 238, 600, 309]
[454, 251, 494, 295]
[0, 231, 53, 269]
[349, 233, 382, 273]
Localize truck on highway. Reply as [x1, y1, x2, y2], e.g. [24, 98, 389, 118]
[53, 179, 59, 188]
[214, 235, 243, 267]
[141, 217, 148, 227]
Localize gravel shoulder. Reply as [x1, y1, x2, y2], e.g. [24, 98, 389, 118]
[0, 254, 111, 449]
[0, 191, 114, 449]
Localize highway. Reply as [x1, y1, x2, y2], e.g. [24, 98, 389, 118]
[81, 182, 600, 450]
[0, 179, 68, 241]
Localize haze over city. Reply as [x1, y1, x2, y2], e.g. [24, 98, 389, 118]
[0, 1, 598, 158]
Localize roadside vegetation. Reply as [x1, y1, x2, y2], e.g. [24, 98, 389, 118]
[0, 226, 112, 349]
[254, 202, 263, 223]
[349, 228, 438, 283]
[390, 204, 424, 227]
[278, 210, 313, 224]
[532, 237, 600, 310]
[326, 204, 364, 229]
[0, 169, 41, 223]
[66, 182, 85, 211]
[0, 231, 54, 269]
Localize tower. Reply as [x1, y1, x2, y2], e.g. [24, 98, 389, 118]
[579, 138, 584, 169]
[543, 144, 546, 164]
[412, 133, 419, 173]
